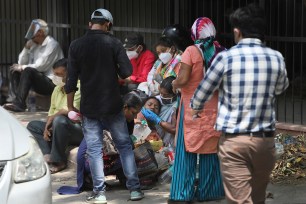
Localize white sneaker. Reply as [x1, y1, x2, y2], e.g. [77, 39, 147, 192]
[86, 191, 107, 204]
[130, 190, 144, 201]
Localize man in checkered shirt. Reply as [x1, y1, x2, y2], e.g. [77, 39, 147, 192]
[190, 4, 289, 204]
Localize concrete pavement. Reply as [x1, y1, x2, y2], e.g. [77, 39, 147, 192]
[11, 111, 306, 204]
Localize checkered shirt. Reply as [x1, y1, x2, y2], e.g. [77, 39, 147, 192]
[190, 38, 289, 133]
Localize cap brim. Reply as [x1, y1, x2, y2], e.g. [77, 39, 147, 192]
[123, 43, 137, 49]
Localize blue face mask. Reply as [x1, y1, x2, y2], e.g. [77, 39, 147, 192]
[160, 95, 177, 105]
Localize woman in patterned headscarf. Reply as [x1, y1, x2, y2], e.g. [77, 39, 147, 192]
[191, 17, 225, 70]
[168, 17, 225, 203]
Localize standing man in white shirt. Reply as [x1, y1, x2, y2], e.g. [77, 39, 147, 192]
[3, 19, 64, 112]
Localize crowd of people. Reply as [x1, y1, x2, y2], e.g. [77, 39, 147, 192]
[2, 3, 289, 204]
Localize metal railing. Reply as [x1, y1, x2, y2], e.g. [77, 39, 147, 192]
[0, 0, 305, 124]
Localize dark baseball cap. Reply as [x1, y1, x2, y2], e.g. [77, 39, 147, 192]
[123, 33, 144, 49]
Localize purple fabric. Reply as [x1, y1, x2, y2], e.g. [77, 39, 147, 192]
[57, 139, 88, 194]
[57, 138, 123, 195]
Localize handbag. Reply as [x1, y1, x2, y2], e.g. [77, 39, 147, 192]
[103, 130, 118, 156]
[133, 142, 158, 176]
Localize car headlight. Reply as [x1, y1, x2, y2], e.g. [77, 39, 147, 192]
[14, 136, 47, 183]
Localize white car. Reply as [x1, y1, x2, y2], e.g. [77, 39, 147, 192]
[0, 107, 52, 204]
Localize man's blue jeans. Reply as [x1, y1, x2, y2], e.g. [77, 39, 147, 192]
[82, 110, 140, 193]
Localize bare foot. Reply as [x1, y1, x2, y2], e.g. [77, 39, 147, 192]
[49, 162, 67, 174]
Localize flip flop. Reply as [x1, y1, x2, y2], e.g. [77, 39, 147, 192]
[49, 163, 67, 174]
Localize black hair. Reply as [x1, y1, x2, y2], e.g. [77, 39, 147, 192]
[229, 3, 266, 41]
[139, 43, 146, 51]
[123, 92, 143, 109]
[53, 58, 67, 69]
[130, 89, 148, 105]
[154, 36, 176, 52]
[160, 76, 176, 95]
[144, 96, 162, 112]
[91, 18, 109, 25]
[135, 33, 146, 51]
[90, 11, 112, 30]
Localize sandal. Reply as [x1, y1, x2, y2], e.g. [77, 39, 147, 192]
[49, 163, 67, 174]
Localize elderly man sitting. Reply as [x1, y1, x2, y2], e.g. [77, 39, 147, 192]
[4, 19, 63, 112]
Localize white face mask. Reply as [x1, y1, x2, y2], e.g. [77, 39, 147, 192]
[126, 50, 139, 60]
[52, 76, 65, 87]
[159, 50, 172, 64]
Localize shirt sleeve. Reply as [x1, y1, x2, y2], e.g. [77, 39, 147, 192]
[147, 60, 162, 83]
[275, 54, 289, 95]
[116, 42, 133, 79]
[73, 81, 81, 110]
[48, 88, 57, 116]
[190, 53, 225, 110]
[18, 48, 31, 65]
[147, 63, 156, 83]
[181, 47, 193, 66]
[65, 42, 80, 94]
[130, 52, 155, 83]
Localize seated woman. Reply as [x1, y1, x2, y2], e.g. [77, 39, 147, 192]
[141, 76, 178, 147]
[57, 91, 143, 194]
[120, 32, 155, 95]
[138, 36, 182, 96]
[27, 58, 82, 174]
[156, 76, 178, 147]
[136, 96, 162, 142]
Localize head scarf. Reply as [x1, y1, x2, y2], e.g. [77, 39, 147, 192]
[191, 17, 224, 69]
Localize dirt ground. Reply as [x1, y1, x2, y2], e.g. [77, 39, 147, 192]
[271, 172, 306, 185]
[270, 134, 306, 185]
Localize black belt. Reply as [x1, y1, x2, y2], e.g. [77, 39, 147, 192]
[223, 131, 275, 138]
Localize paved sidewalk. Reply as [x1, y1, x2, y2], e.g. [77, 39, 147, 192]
[10, 111, 306, 204]
[50, 163, 306, 204]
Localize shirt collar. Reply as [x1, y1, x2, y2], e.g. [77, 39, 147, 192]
[237, 38, 262, 46]
[87, 29, 109, 35]
[41, 36, 50, 47]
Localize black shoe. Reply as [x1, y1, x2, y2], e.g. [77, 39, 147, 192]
[3, 103, 25, 112]
[167, 199, 193, 204]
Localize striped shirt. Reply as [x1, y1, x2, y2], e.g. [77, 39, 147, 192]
[190, 38, 289, 133]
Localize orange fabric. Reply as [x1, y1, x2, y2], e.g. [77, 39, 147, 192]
[179, 45, 220, 154]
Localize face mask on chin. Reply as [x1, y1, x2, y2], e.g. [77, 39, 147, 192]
[159, 49, 173, 64]
[52, 76, 65, 87]
[160, 95, 177, 105]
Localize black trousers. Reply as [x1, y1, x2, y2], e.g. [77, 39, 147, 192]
[8, 67, 55, 108]
[27, 115, 84, 163]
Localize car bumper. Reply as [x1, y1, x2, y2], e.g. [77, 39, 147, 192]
[0, 162, 52, 204]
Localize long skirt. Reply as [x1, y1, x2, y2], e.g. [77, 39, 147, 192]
[169, 103, 224, 201]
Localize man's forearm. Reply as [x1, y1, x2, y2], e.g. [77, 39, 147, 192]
[45, 116, 52, 130]
[67, 92, 76, 110]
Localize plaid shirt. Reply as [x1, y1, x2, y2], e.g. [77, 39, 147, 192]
[190, 38, 289, 133]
